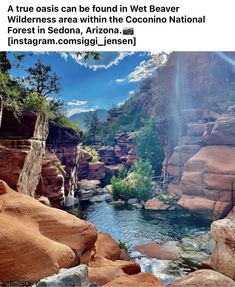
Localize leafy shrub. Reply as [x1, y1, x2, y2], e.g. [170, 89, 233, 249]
[118, 240, 130, 251]
[83, 146, 100, 162]
[56, 115, 81, 132]
[22, 92, 55, 119]
[111, 160, 153, 201]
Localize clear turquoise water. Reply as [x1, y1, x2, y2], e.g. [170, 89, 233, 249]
[83, 201, 211, 246]
[82, 201, 212, 284]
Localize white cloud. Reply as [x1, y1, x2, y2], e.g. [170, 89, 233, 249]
[127, 52, 169, 83]
[128, 58, 158, 82]
[117, 102, 125, 107]
[67, 100, 87, 106]
[60, 52, 68, 61]
[69, 52, 135, 71]
[66, 108, 95, 117]
[115, 78, 126, 83]
[129, 90, 135, 95]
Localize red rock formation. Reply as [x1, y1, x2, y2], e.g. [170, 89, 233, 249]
[88, 255, 141, 286]
[168, 110, 235, 219]
[36, 149, 65, 208]
[0, 110, 48, 196]
[103, 272, 164, 287]
[205, 114, 235, 145]
[98, 146, 117, 164]
[77, 148, 92, 180]
[206, 218, 235, 280]
[178, 145, 235, 219]
[0, 96, 2, 127]
[167, 109, 205, 178]
[135, 242, 179, 260]
[95, 232, 121, 261]
[167, 269, 235, 287]
[0, 181, 97, 283]
[88, 162, 105, 180]
[46, 124, 81, 196]
[145, 198, 170, 211]
[114, 132, 137, 166]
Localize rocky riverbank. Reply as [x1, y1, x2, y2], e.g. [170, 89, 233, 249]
[0, 180, 164, 286]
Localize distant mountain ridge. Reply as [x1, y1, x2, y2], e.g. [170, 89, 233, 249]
[69, 109, 108, 131]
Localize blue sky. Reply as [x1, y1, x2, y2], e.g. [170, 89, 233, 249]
[9, 52, 158, 116]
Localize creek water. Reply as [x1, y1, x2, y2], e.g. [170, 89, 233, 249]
[82, 200, 212, 284]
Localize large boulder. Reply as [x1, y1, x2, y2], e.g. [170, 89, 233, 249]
[167, 144, 202, 177]
[0, 181, 97, 283]
[144, 198, 170, 211]
[103, 272, 164, 287]
[88, 255, 141, 286]
[134, 242, 180, 260]
[80, 179, 101, 190]
[205, 114, 235, 145]
[95, 232, 121, 261]
[178, 146, 235, 219]
[88, 162, 105, 180]
[37, 265, 90, 287]
[167, 269, 235, 287]
[206, 218, 235, 280]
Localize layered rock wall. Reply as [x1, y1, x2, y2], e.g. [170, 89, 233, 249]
[0, 96, 2, 127]
[169, 109, 235, 219]
[46, 124, 81, 197]
[207, 217, 235, 280]
[36, 149, 65, 208]
[114, 132, 137, 166]
[0, 110, 48, 196]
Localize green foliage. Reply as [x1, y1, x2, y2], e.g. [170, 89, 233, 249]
[76, 52, 100, 61]
[96, 79, 161, 146]
[83, 146, 100, 162]
[83, 111, 101, 144]
[0, 52, 11, 73]
[0, 70, 26, 116]
[111, 160, 153, 201]
[22, 92, 55, 118]
[135, 118, 164, 175]
[55, 115, 81, 132]
[25, 59, 60, 97]
[118, 240, 130, 251]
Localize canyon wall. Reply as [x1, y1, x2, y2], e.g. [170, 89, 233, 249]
[0, 110, 85, 208]
[160, 52, 235, 219]
[0, 96, 2, 126]
[0, 109, 48, 196]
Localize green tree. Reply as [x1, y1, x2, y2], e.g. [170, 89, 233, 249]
[84, 111, 101, 143]
[0, 52, 11, 73]
[25, 59, 60, 97]
[135, 118, 164, 176]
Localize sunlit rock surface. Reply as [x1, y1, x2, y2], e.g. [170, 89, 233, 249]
[0, 110, 48, 196]
[0, 181, 97, 283]
[206, 218, 235, 280]
[167, 269, 235, 287]
[36, 149, 65, 208]
[178, 146, 235, 219]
